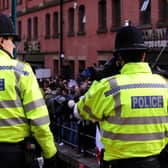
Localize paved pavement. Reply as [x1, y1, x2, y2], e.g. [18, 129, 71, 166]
[57, 143, 99, 168]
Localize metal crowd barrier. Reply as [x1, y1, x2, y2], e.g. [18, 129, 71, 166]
[54, 121, 96, 157]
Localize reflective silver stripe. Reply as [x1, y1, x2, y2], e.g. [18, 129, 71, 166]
[0, 62, 47, 127]
[24, 98, 46, 112]
[0, 63, 27, 127]
[0, 62, 24, 108]
[0, 117, 27, 126]
[83, 105, 100, 120]
[31, 115, 50, 126]
[107, 78, 168, 125]
[109, 79, 122, 124]
[14, 62, 24, 103]
[15, 62, 24, 82]
[102, 78, 168, 141]
[107, 116, 168, 124]
[0, 100, 22, 108]
[105, 83, 168, 96]
[14, 64, 45, 112]
[103, 131, 168, 141]
[81, 79, 121, 121]
[0, 66, 29, 76]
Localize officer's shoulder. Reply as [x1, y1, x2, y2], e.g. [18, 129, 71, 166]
[154, 73, 168, 84]
[18, 60, 30, 66]
[100, 74, 119, 82]
[18, 60, 32, 69]
[15, 60, 33, 74]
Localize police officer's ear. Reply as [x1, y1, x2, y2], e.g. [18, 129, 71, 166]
[117, 54, 125, 67]
[0, 37, 4, 48]
[113, 52, 125, 67]
[141, 52, 146, 62]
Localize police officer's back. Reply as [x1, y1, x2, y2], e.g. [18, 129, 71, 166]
[74, 26, 168, 168]
[0, 13, 58, 168]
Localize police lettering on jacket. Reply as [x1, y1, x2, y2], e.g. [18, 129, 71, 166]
[131, 96, 163, 108]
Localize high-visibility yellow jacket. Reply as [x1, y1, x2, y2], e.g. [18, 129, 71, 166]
[0, 49, 57, 159]
[77, 62, 168, 161]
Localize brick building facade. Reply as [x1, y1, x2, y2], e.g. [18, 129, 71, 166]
[0, 0, 167, 79]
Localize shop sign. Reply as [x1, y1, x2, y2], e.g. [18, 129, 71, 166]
[24, 40, 40, 52]
[143, 28, 168, 48]
[35, 68, 51, 79]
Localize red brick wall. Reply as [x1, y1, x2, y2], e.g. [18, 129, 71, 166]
[1, 0, 166, 79]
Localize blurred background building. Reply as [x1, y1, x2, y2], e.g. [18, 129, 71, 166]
[0, 0, 167, 78]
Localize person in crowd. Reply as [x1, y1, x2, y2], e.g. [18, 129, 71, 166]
[0, 13, 58, 168]
[74, 26, 168, 168]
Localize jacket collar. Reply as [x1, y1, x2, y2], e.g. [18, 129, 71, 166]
[120, 62, 152, 74]
[0, 49, 12, 59]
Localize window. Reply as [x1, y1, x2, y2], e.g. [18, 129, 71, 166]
[4, 0, 9, 9]
[17, 0, 22, 4]
[53, 12, 59, 38]
[78, 60, 85, 73]
[99, 60, 107, 67]
[45, 13, 51, 39]
[78, 5, 86, 34]
[159, 0, 168, 25]
[54, 60, 59, 75]
[2, 0, 5, 10]
[140, 0, 151, 25]
[0, 0, 3, 10]
[27, 18, 32, 40]
[111, 0, 121, 28]
[33, 17, 38, 40]
[98, 0, 107, 33]
[68, 8, 75, 36]
[69, 60, 75, 78]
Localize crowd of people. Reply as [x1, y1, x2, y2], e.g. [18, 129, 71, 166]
[39, 71, 97, 155]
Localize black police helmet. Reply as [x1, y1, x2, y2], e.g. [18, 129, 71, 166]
[115, 26, 147, 53]
[0, 13, 20, 41]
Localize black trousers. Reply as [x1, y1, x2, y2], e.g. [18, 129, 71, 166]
[101, 155, 161, 168]
[160, 144, 168, 168]
[0, 143, 25, 168]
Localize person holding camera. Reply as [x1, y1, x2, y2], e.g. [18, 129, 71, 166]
[74, 26, 168, 168]
[0, 13, 58, 168]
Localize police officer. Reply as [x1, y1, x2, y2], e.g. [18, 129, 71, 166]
[0, 13, 57, 168]
[74, 26, 168, 168]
